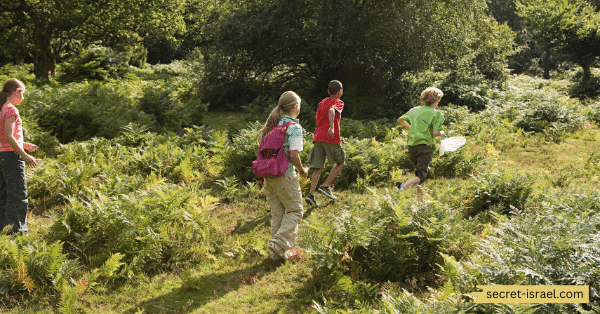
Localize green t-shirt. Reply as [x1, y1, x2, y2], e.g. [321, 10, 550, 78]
[399, 106, 445, 148]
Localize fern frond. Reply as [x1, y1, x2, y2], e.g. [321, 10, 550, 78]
[58, 283, 78, 314]
[74, 276, 89, 298]
[10, 255, 36, 292]
[45, 241, 67, 277]
[99, 253, 124, 279]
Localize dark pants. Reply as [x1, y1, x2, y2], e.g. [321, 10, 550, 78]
[408, 144, 434, 184]
[0, 152, 28, 234]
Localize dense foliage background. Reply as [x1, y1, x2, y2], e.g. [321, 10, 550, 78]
[1, 0, 600, 313]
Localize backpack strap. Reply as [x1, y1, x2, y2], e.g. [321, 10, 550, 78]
[260, 120, 296, 142]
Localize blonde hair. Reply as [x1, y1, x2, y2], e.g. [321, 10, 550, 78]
[1, 78, 25, 109]
[420, 87, 444, 106]
[262, 91, 301, 137]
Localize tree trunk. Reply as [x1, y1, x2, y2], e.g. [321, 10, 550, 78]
[582, 63, 592, 82]
[543, 46, 551, 80]
[32, 18, 55, 80]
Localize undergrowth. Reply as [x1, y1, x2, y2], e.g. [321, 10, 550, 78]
[1, 66, 599, 313]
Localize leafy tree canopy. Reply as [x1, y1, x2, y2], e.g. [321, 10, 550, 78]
[197, 0, 517, 110]
[517, 0, 600, 80]
[0, 0, 186, 79]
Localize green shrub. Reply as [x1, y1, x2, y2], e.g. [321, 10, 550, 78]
[336, 136, 408, 191]
[25, 81, 152, 142]
[0, 236, 67, 293]
[22, 120, 61, 156]
[219, 121, 262, 183]
[586, 102, 600, 126]
[301, 190, 477, 303]
[126, 44, 148, 68]
[440, 83, 494, 112]
[569, 75, 600, 99]
[138, 85, 178, 128]
[470, 75, 586, 143]
[49, 186, 216, 274]
[137, 78, 207, 131]
[431, 146, 487, 178]
[439, 103, 472, 127]
[0, 63, 37, 87]
[28, 132, 213, 213]
[513, 101, 585, 143]
[22, 60, 205, 144]
[0, 234, 128, 310]
[465, 171, 534, 217]
[59, 46, 129, 82]
[340, 118, 394, 142]
[125, 140, 209, 183]
[587, 152, 600, 174]
[367, 283, 474, 314]
[22, 76, 205, 143]
[469, 191, 600, 313]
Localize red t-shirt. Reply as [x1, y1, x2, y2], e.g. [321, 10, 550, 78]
[313, 97, 344, 144]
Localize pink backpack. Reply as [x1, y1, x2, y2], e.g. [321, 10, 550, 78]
[253, 121, 295, 178]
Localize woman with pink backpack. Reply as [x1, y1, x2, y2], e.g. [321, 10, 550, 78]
[255, 91, 308, 262]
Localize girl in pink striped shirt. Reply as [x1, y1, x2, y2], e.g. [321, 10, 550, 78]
[0, 78, 38, 235]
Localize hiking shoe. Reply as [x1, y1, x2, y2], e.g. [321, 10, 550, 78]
[317, 186, 338, 200]
[268, 241, 285, 260]
[396, 182, 406, 191]
[305, 193, 318, 206]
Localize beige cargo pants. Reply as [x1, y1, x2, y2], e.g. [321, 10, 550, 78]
[264, 175, 303, 251]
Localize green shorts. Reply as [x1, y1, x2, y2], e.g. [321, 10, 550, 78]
[308, 142, 346, 169]
[408, 144, 434, 183]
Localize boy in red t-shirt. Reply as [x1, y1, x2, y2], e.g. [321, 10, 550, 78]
[305, 80, 345, 206]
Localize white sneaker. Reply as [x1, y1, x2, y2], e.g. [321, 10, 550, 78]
[268, 241, 285, 260]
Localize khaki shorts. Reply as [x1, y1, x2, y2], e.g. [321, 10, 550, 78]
[408, 144, 434, 183]
[308, 142, 346, 169]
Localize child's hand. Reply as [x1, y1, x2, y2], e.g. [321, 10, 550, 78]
[299, 167, 309, 179]
[327, 126, 334, 138]
[24, 155, 37, 168]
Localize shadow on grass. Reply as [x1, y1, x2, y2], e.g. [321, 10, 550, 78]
[231, 210, 269, 235]
[125, 259, 285, 314]
[302, 196, 336, 220]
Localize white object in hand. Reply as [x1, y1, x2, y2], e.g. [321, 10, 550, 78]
[439, 136, 467, 156]
[34, 158, 43, 166]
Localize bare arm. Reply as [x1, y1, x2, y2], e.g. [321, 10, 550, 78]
[327, 107, 336, 137]
[289, 150, 308, 179]
[397, 118, 411, 130]
[433, 130, 444, 137]
[4, 116, 36, 168]
[23, 142, 38, 152]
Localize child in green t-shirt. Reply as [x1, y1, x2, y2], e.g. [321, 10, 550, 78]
[396, 87, 445, 201]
